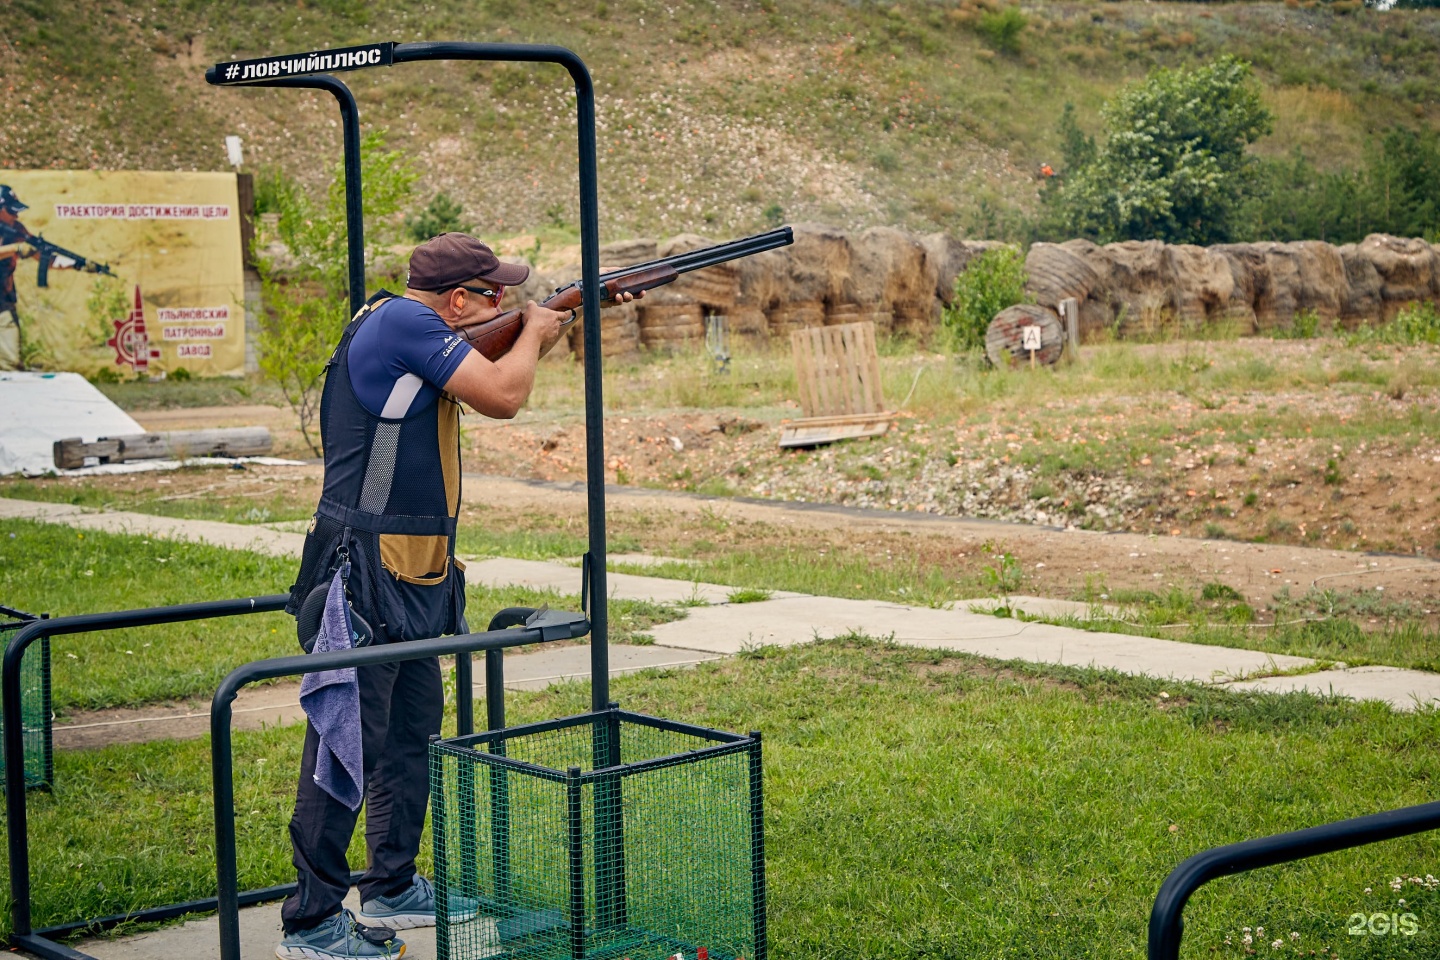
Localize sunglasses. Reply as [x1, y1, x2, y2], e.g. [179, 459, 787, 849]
[456, 283, 505, 306]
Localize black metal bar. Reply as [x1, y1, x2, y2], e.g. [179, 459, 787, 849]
[212, 620, 587, 960]
[389, 41, 607, 713]
[10, 933, 92, 960]
[749, 731, 768, 960]
[614, 709, 750, 743]
[455, 651, 474, 737]
[4, 596, 288, 940]
[40, 635, 53, 788]
[238, 75, 366, 317]
[429, 733, 451, 960]
[566, 766, 586, 960]
[34, 873, 362, 942]
[481, 608, 527, 908]
[1148, 799, 1440, 960]
[606, 738, 752, 780]
[594, 702, 626, 928]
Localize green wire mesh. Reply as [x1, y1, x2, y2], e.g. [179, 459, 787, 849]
[431, 710, 764, 960]
[0, 619, 53, 790]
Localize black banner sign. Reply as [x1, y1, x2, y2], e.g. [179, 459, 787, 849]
[212, 42, 394, 84]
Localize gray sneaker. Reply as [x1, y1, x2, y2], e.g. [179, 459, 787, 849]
[358, 874, 479, 930]
[275, 909, 405, 960]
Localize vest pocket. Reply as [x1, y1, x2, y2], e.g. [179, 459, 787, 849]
[379, 534, 450, 585]
[374, 532, 455, 641]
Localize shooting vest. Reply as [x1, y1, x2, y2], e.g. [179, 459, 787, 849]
[287, 291, 467, 642]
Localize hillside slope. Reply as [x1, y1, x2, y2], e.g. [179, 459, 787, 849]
[3, 0, 1438, 243]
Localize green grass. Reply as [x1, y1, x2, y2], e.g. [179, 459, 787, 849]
[0, 519, 678, 711]
[1065, 582, 1440, 676]
[0, 519, 297, 711]
[7, 639, 1440, 957]
[0, 471, 316, 527]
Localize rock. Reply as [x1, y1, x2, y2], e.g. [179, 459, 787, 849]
[1163, 244, 1235, 328]
[1337, 244, 1383, 325]
[1358, 234, 1439, 314]
[920, 233, 1006, 305]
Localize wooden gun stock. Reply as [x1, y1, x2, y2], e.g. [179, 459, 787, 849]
[455, 264, 679, 361]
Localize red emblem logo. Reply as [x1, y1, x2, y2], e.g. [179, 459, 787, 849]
[107, 285, 162, 373]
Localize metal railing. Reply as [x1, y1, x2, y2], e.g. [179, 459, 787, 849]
[1149, 800, 1440, 960]
[4, 596, 588, 960]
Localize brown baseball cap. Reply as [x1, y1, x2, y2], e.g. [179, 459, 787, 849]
[406, 233, 530, 291]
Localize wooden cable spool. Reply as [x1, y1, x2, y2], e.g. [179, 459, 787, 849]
[985, 303, 1065, 368]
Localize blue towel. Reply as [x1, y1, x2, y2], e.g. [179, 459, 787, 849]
[299, 569, 364, 811]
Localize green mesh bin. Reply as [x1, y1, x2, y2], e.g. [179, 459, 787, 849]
[0, 608, 53, 790]
[430, 708, 766, 960]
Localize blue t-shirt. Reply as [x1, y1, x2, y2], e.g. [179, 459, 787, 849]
[347, 297, 472, 418]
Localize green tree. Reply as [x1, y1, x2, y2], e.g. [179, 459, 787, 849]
[942, 246, 1030, 353]
[255, 132, 418, 455]
[1054, 56, 1272, 244]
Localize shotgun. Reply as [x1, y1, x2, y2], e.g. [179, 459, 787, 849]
[457, 226, 793, 360]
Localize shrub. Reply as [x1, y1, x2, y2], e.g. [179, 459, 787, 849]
[405, 192, 471, 243]
[942, 246, 1030, 352]
[977, 7, 1027, 55]
[1347, 301, 1440, 347]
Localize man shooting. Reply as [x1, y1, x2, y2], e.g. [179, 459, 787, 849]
[277, 233, 639, 960]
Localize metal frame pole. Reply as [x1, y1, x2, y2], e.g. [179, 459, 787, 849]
[212, 620, 589, 960]
[4, 597, 289, 950]
[1149, 799, 1440, 960]
[242, 75, 366, 317]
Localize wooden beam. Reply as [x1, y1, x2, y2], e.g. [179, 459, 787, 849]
[53, 427, 273, 470]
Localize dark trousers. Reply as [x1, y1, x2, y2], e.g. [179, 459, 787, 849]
[281, 654, 443, 934]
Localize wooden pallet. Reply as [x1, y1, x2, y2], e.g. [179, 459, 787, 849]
[781, 321, 894, 447]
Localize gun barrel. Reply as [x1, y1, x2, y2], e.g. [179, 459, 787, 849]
[596, 226, 792, 285]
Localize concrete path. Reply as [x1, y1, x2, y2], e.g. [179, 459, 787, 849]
[6, 495, 1440, 713]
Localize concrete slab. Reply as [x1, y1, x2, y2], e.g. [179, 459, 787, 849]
[73, 887, 436, 960]
[461, 556, 805, 605]
[498, 641, 725, 691]
[958, 595, 1120, 620]
[646, 596, 1315, 683]
[608, 553, 699, 568]
[0, 497, 305, 558]
[1221, 665, 1440, 712]
[51, 644, 722, 750]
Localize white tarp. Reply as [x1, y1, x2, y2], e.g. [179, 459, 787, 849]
[0, 372, 145, 476]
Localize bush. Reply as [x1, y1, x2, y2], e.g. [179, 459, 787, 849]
[405, 192, 471, 243]
[1347, 301, 1440, 347]
[977, 7, 1027, 55]
[942, 246, 1030, 352]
